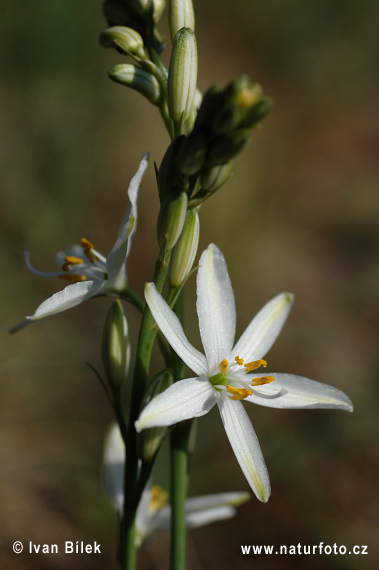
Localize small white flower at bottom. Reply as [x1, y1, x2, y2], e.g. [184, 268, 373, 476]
[102, 424, 250, 547]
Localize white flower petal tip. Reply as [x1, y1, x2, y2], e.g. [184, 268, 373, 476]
[246, 373, 353, 412]
[26, 281, 102, 321]
[197, 243, 236, 371]
[217, 397, 271, 503]
[135, 377, 218, 433]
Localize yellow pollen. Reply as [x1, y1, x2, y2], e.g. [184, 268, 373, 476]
[250, 376, 275, 387]
[149, 485, 168, 512]
[226, 385, 253, 401]
[62, 256, 84, 271]
[59, 274, 86, 283]
[218, 359, 229, 373]
[65, 255, 84, 265]
[244, 359, 267, 373]
[80, 238, 94, 249]
[235, 356, 244, 366]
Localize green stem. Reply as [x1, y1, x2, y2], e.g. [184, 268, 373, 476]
[169, 290, 189, 570]
[170, 420, 194, 570]
[118, 252, 171, 570]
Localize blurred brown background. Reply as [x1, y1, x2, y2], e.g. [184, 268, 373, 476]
[1, 1, 378, 568]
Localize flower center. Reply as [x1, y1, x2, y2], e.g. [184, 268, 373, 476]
[59, 238, 107, 283]
[149, 485, 168, 513]
[209, 356, 275, 400]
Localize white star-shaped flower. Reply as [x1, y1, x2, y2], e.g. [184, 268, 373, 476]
[103, 424, 250, 547]
[17, 154, 148, 325]
[135, 243, 353, 502]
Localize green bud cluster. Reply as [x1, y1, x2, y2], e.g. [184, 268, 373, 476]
[137, 369, 173, 461]
[156, 76, 271, 207]
[186, 76, 272, 169]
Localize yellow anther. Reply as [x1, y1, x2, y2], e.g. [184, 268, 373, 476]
[59, 274, 86, 283]
[244, 359, 267, 373]
[250, 376, 275, 387]
[226, 385, 253, 401]
[149, 485, 168, 512]
[62, 256, 84, 271]
[218, 359, 229, 374]
[65, 255, 84, 265]
[80, 238, 94, 249]
[235, 356, 244, 366]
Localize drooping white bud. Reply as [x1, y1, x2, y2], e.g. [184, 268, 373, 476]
[109, 64, 161, 104]
[167, 27, 198, 124]
[99, 26, 146, 59]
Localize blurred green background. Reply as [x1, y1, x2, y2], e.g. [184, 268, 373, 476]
[1, 1, 379, 568]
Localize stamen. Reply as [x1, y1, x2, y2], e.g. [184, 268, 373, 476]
[226, 385, 253, 401]
[62, 256, 84, 272]
[218, 359, 228, 373]
[235, 356, 244, 366]
[149, 485, 168, 512]
[80, 237, 97, 263]
[80, 238, 94, 249]
[244, 359, 267, 373]
[59, 274, 86, 283]
[65, 255, 84, 265]
[250, 376, 275, 387]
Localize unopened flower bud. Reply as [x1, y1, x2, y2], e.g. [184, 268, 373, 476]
[109, 64, 161, 104]
[208, 130, 251, 166]
[169, 0, 195, 41]
[169, 208, 199, 287]
[137, 370, 173, 461]
[99, 26, 146, 59]
[238, 97, 273, 129]
[200, 161, 233, 193]
[102, 300, 130, 391]
[157, 191, 188, 252]
[168, 27, 198, 123]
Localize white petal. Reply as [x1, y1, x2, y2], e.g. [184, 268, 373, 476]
[145, 282, 207, 375]
[102, 424, 125, 512]
[184, 491, 250, 513]
[135, 377, 218, 432]
[233, 292, 294, 362]
[106, 153, 149, 289]
[26, 281, 104, 320]
[197, 244, 236, 372]
[245, 373, 354, 411]
[217, 395, 271, 502]
[185, 506, 236, 528]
